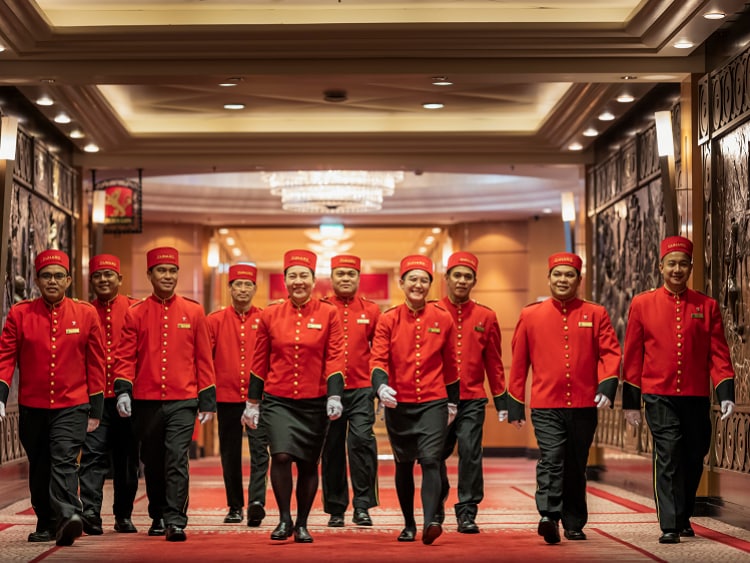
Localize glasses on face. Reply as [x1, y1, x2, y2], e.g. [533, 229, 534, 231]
[39, 272, 68, 281]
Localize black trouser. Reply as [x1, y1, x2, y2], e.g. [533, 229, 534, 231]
[132, 399, 197, 528]
[439, 398, 487, 519]
[531, 407, 598, 532]
[643, 394, 712, 533]
[79, 397, 139, 523]
[19, 404, 89, 533]
[321, 387, 379, 514]
[217, 402, 269, 510]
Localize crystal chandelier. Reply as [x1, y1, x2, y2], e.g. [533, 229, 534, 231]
[264, 170, 404, 213]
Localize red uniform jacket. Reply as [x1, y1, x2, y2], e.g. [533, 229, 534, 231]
[113, 294, 216, 412]
[508, 297, 620, 420]
[622, 286, 735, 408]
[0, 297, 106, 419]
[207, 305, 263, 403]
[370, 301, 459, 403]
[322, 294, 380, 390]
[92, 293, 138, 399]
[250, 298, 345, 400]
[440, 297, 506, 410]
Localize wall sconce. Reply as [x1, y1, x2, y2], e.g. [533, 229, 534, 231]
[92, 190, 107, 224]
[654, 110, 678, 235]
[560, 191, 576, 252]
[0, 116, 19, 160]
[207, 239, 220, 268]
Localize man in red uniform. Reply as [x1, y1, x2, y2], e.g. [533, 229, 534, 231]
[438, 251, 507, 534]
[79, 254, 140, 536]
[113, 246, 216, 542]
[0, 249, 106, 547]
[508, 252, 620, 544]
[623, 236, 735, 544]
[371, 254, 459, 546]
[207, 263, 269, 527]
[321, 254, 380, 528]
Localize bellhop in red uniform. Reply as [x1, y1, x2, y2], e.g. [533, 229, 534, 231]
[113, 246, 216, 542]
[438, 251, 507, 533]
[246, 249, 345, 544]
[321, 254, 381, 528]
[622, 236, 736, 544]
[0, 250, 106, 547]
[79, 253, 140, 536]
[508, 252, 620, 545]
[206, 263, 269, 527]
[370, 254, 459, 546]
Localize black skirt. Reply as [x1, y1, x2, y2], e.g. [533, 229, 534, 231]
[260, 393, 329, 463]
[384, 399, 448, 462]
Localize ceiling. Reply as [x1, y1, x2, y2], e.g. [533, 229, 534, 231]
[0, 0, 747, 268]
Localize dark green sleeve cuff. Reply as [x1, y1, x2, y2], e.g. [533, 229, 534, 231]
[597, 376, 619, 406]
[508, 396, 525, 422]
[493, 391, 508, 412]
[248, 375, 265, 401]
[715, 378, 735, 404]
[0, 381, 9, 404]
[89, 392, 104, 420]
[113, 378, 133, 398]
[198, 386, 216, 413]
[446, 380, 460, 404]
[372, 367, 388, 392]
[621, 382, 641, 410]
[327, 372, 344, 397]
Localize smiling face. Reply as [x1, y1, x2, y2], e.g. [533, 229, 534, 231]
[90, 269, 122, 301]
[285, 265, 315, 305]
[548, 265, 581, 301]
[147, 264, 179, 299]
[399, 269, 432, 309]
[331, 267, 360, 299]
[660, 251, 692, 294]
[35, 265, 72, 304]
[445, 265, 476, 304]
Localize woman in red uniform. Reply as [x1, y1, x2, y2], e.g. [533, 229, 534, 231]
[370, 255, 459, 546]
[243, 249, 345, 543]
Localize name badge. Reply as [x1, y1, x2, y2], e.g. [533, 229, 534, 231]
[691, 313, 704, 319]
[308, 323, 322, 330]
[474, 325, 485, 333]
[66, 328, 80, 334]
[177, 323, 191, 329]
[428, 327, 441, 333]
[356, 318, 370, 325]
[578, 321, 593, 328]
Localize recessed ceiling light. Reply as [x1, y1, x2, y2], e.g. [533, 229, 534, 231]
[598, 111, 615, 121]
[568, 142, 583, 151]
[583, 128, 599, 137]
[218, 228, 229, 235]
[219, 77, 243, 87]
[231, 247, 242, 257]
[225, 236, 236, 246]
[542, 208, 553, 214]
[223, 103, 245, 110]
[219, 82, 238, 87]
[431, 227, 441, 234]
[418, 246, 427, 253]
[36, 96, 54, 106]
[422, 102, 444, 109]
[0, 44, 5, 53]
[83, 143, 99, 153]
[54, 113, 71, 124]
[674, 40, 694, 49]
[424, 236, 435, 245]
[616, 93, 635, 103]
[70, 129, 85, 139]
[703, 10, 726, 20]
[621, 75, 637, 80]
[431, 76, 453, 86]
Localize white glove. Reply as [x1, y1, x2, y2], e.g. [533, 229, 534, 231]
[594, 393, 611, 409]
[498, 410, 508, 422]
[721, 400, 736, 421]
[0, 401, 5, 421]
[198, 412, 214, 424]
[241, 401, 260, 429]
[87, 418, 100, 432]
[116, 394, 132, 417]
[447, 403, 458, 426]
[624, 409, 642, 426]
[377, 384, 398, 408]
[327, 395, 343, 420]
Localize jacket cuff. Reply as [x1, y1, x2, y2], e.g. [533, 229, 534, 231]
[621, 382, 641, 410]
[248, 375, 265, 401]
[446, 381, 460, 404]
[371, 367, 388, 392]
[113, 378, 132, 398]
[89, 392, 104, 420]
[493, 391, 508, 412]
[715, 378, 735, 404]
[198, 385, 217, 412]
[327, 372, 344, 397]
[0, 381, 9, 404]
[597, 376, 619, 405]
[508, 396, 525, 422]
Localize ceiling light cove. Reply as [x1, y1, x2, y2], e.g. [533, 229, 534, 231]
[422, 102, 444, 109]
[223, 103, 245, 110]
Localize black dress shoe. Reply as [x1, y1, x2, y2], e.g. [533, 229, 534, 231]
[457, 514, 479, 534]
[422, 522, 443, 545]
[293, 526, 314, 543]
[352, 508, 373, 526]
[114, 517, 138, 533]
[82, 512, 103, 535]
[327, 513, 345, 527]
[148, 518, 166, 536]
[537, 516, 561, 544]
[397, 527, 417, 542]
[680, 526, 695, 537]
[165, 525, 187, 542]
[270, 520, 293, 540]
[246, 502, 265, 527]
[564, 529, 587, 540]
[28, 530, 54, 542]
[659, 531, 680, 544]
[56, 514, 83, 547]
[224, 508, 243, 523]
